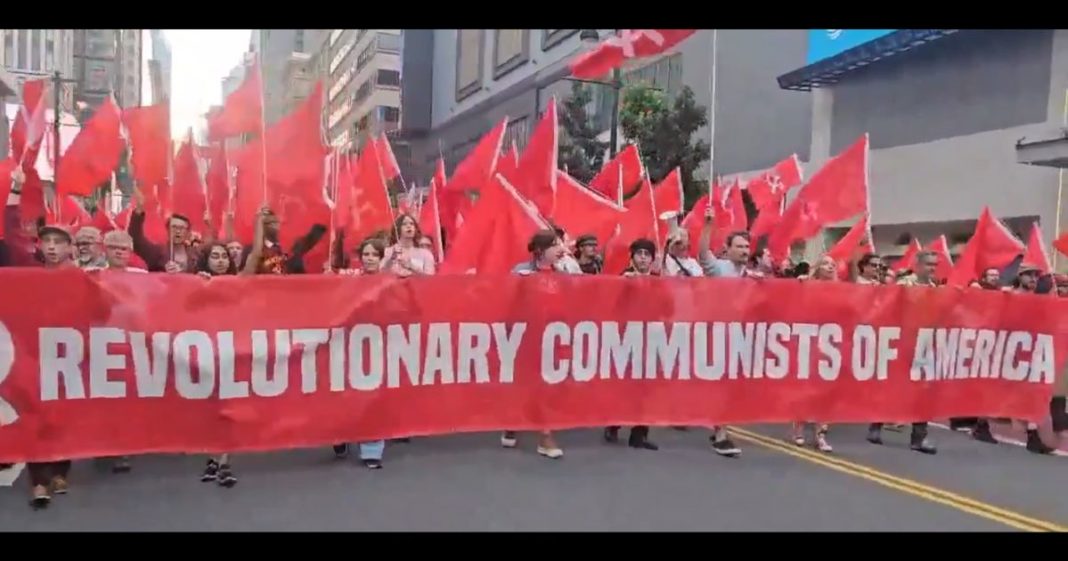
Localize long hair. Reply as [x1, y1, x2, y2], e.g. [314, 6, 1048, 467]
[389, 213, 422, 245]
[357, 237, 387, 272]
[196, 242, 238, 276]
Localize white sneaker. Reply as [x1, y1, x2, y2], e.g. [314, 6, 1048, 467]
[500, 433, 517, 448]
[537, 446, 563, 459]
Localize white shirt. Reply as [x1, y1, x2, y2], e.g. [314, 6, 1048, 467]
[663, 255, 704, 277]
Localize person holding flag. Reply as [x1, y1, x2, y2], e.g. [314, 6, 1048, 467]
[382, 214, 436, 277]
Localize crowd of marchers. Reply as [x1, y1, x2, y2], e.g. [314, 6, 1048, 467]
[1, 165, 1066, 511]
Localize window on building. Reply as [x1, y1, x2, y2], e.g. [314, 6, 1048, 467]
[380, 106, 400, 123]
[376, 33, 401, 53]
[357, 41, 376, 69]
[3, 31, 13, 67]
[504, 117, 530, 151]
[30, 30, 41, 71]
[355, 80, 373, 103]
[493, 30, 528, 79]
[455, 30, 484, 101]
[17, 30, 28, 69]
[296, 30, 305, 53]
[45, 31, 55, 71]
[542, 30, 577, 50]
[376, 69, 400, 87]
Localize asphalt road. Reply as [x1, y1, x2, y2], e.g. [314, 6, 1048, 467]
[0, 424, 1064, 531]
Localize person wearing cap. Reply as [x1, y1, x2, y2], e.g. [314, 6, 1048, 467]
[603, 239, 660, 450]
[868, 250, 938, 455]
[98, 230, 147, 273]
[574, 234, 603, 275]
[37, 224, 74, 269]
[1014, 263, 1040, 294]
[240, 207, 326, 276]
[72, 226, 107, 270]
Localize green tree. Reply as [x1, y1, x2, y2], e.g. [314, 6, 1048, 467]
[619, 84, 710, 209]
[557, 82, 608, 184]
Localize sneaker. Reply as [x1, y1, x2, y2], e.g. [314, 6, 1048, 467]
[201, 459, 220, 482]
[866, 427, 883, 445]
[972, 423, 998, 445]
[1026, 430, 1055, 455]
[910, 437, 938, 455]
[50, 476, 68, 495]
[112, 456, 132, 474]
[536, 446, 564, 459]
[500, 431, 517, 449]
[711, 438, 741, 458]
[815, 430, 833, 453]
[332, 444, 349, 459]
[217, 465, 237, 488]
[362, 459, 383, 470]
[791, 425, 805, 447]
[30, 485, 50, 510]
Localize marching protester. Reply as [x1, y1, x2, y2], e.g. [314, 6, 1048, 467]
[416, 234, 436, 257]
[73, 227, 108, 269]
[867, 250, 939, 454]
[240, 207, 326, 275]
[855, 253, 883, 285]
[502, 229, 574, 459]
[87, 230, 148, 273]
[696, 207, 747, 457]
[604, 238, 660, 450]
[790, 255, 838, 452]
[129, 193, 198, 274]
[574, 234, 603, 274]
[661, 218, 702, 278]
[1009, 263, 1058, 454]
[331, 237, 389, 468]
[382, 214, 436, 276]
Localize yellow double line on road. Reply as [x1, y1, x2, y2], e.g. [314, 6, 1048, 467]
[728, 426, 1068, 532]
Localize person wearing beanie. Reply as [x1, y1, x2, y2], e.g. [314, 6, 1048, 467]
[574, 234, 603, 275]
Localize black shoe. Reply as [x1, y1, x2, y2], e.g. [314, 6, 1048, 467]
[201, 459, 220, 482]
[217, 465, 237, 487]
[972, 424, 998, 444]
[603, 427, 619, 443]
[1026, 430, 1055, 455]
[711, 438, 741, 457]
[866, 428, 883, 445]
[30, 496, 50, 510]
[391, 437, 411, 444]
[949, 418, 975, 432]
[672, 426, 689, 431]
[0, 463, 12, 470]
[362, 459, 383, 470]
[333, 444, 349, 459]
[112, 456, 132, 474]
[628, 437, 659, 451]
[910, 437, 938, 455]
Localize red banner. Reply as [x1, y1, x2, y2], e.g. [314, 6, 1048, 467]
[0, 270, 1065, 462]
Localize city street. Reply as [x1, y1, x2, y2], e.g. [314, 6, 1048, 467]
[1, 423, 1065, 531]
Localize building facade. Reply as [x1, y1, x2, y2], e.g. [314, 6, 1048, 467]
[778, 29, 1068, 260]
[253, 29, 324, 123]
[147, 30, 172, 103]
[323, 29, 403, 152]
[72, 29, 142, 109]
[399, 29, 812, 185]
[0, 29, 76, 110]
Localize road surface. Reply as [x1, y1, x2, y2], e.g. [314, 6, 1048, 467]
[1, 423, 1065, 531]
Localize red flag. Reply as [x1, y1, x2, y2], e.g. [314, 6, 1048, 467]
[440, 173, 549, 275]
[926, 234, 954, 282]
[207, 61, 263, 141]
[552, 170, 627, 246]
[1053, 231, 1068, 259]
[767, 134, 869, 258]
[122, 104, 171, 189]
[0, 158, 13, 239]
[446, 118, 507, 193]
[605, 177, 659, 275]
[46, 195, 92, 230]
[114, 205, 134, 231]
[56, 97, 124, 198]
[947, 207, 1024, 287]
[1022, 222, 1052, 274]
[350, 139, 395, 242]
[205, 145, 230, 239]
[570, 30, 696, 79]
[331, 152, 357, 231]
[589, 144, 643, 202]
[892, 239, 923, 272]
[19, 168, 45, 226]
[376, 133, 403, 183]
[746, 154, 803, 210]
[681, 193, 711, 258]
[652, 168, 683, 241]
[90, 208, 118, 234]
[170, 134, 208, 234]
[497, 141, 520, 183]
[749, 190, 786, 242]
[825, 215, 871, 280]
[11, 79, 48, 166]
[418, 172, 445, 263]
[513, 100, 558, 217]
[705, 179, 748, 252]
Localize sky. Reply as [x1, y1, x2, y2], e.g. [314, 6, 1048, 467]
[163, 30, 252, 140]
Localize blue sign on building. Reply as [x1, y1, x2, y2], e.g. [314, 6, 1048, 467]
[806, 29, 897, 65]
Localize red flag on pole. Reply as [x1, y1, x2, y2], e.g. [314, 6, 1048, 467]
[207, 61, 263, 141]
[892, 239, 923, 272]
[825, 215, 872, 280]
[551, 170, 626, 245]
[746, 154, 804, 210]
[588, 144, 643, 202]
[570, 30, 696, 79]
[205, 144, 230, 239]
[445, 118, 507, 193]
[1022, 222, 1052, 274]
[946, 207, 1024, 287]
[513, 99, 559, 217]
[926, 234, 954, 281]
[170, 133, 208, 234]
[56, 96, 124, 198]
[419, 171, 445, 263]
[122, 104, 171, 189]
[376, 133, 403, 183]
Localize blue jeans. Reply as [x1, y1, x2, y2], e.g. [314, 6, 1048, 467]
[358, 440, 385, 460]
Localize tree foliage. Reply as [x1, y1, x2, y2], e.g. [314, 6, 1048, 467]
[619, 84, 710, 209]
[557, 82, 608, 184]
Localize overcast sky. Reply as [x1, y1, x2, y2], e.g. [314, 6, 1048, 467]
[164, 30, 251, 139]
